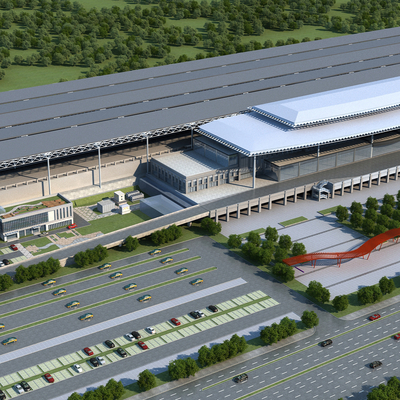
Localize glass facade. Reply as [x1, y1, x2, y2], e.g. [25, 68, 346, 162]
[2, 211, 48, 232]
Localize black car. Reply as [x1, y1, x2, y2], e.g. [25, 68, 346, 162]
[131, 331, 141, 339]
[2, 260, 10, 266]
[234, 374, 248, 384]
[370, 361, 382, 369]
[90, 358, 99, 367]
[209, 305, 218, 313]
[117, 347, 127, 358]
[105, 340, 115, 349]
[190, 311, 200, 319]
[20, 381, 32, 392]
[0, 389, 6, 400]
[320, 339, 333, 347]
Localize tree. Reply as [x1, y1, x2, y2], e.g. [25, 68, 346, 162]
[335, 205, 349, 222]
[0, 274, 13, 291]
[362, 218, 375, 235]
[379, 276, 395, 295]
[292, 242, 306, 257]
[389, 219, 400, 230]
[350, 201, 363, 214]
[357, 286, 374, 304]
[365, 208, 377, 222]
[272, 263, 294, 282]
[185, 358, 199, 377]
[350, 212, 363, 229]
[15, 265, 28, 283]
[306, 280, 330, 303]
[248, 231, 261, 246]
[366, 196, 379, 210]
[332, 295, 349, 311]
[198, 345, 212, 367]
[392, 209, 400, 221]
[137, 369, 156, 391]
[383, 193, 396, 207]
[258, 248, 273, 265]
[301, 310, 319, 328]
[374, 224, 388, 236]
[265, 226, 278, 242]
[274, 247, 288, 263]
[380, 204, 394, 218]
[278, 234, 292, 251]
[201, 217, 222, 235]
[228, 234, 242, 248]
[68, 393, 82, 400]
[105, 378, 124, 398]
[168, 359, 187, 380]
[125, 235, 139, 251]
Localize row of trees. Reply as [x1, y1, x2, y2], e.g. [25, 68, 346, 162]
[357, 276, 396, 305]
[151, 224, 182, 245]
[260, 315, 297, 345]
[14, 257, 61, 283]
[74, 244, 108, 267]
[366, 376, 400, 400]
[67, 378, 124, 400]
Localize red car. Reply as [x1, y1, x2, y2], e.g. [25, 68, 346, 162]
[138, 341, 148, 350]
[44, 373, 54, 383]
[394, 333, 400, 340]
[68, 223, 77, 229]
[171, 318, 181, 326]
[10, 244, 17, 251]
[83, 347, 93, 356]
[369, 314, 381, 321]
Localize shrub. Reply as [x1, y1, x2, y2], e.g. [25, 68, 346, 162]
[301, 310, 319, 328]
[379, 276, 395, 295]
[366, 196, 379, 210]
[201, 217, 222, 235]
[274, 247, 288, 263]
[247, 231, 262, 246]
[362, 218, 375, 235]
[306, 280, 330, 303]
[125, 235, 139, 251]
[228, 234, 242, 248]
[380, 204, 394, 218]
[137, 370, 156, 391]
[365, 208, 377, 222]
[350, 212, 363, 228]
[265, 226, 279, 242]
[272, 263, 294, 282]
[383, 193, 396, 207]
[350, 201, 363, 214]
[332, 295, 349, 311]
[292, 242, 306, 257]
[335, 205, 349, 222]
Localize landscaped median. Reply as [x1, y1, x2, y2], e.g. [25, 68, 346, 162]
[279, 216, 307, 227]
[0, 249, 189, 308]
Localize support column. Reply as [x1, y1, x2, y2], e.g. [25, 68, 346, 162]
[341, 181, 345, 196]
[331, 187, 335, 199]
[359, 176, 363, 191]
[146, 135, 149, 174]
[215, 209, 218, 223]
[237, 204, 240, 219]
[226, 207, 229, 222]
[191, 127, 193, 149]
[369, 174, 372, 188]
[303, 185, 307, 200]
[97, 145, 102, 188]
[46, 155, 52, 195]
[258, 197, 262, 212]
[268, 195, 272, 210]
[283, 191, 287, 206]
[387, 168, 390, 182]
[293, 188, 297, 203]
[318, 190, 321, 202]
[252, 156, 256, 189]
[378, 171, 381, 186]
[350, 179, 354, 193]
[396, 166, 399, 181]
[248, 201, 251, 215]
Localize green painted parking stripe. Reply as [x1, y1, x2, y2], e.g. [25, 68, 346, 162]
[0, 248, 189, 307]
[0, 255, 200, 322]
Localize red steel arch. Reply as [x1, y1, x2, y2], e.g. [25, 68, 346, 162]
[283, 227, 400, 268]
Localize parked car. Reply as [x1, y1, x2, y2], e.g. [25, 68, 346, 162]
[105, 340, 115, 348]
[149, 249, 161, 256]
[234, 374, 248, 383]
[73, 364, 83, 373]
[97, 356, 106, 365]
[90, 358, 99, 367]
[370, 361, 382, 369]
[195, 310, 205, 318]
[20, 381, 32, 392]
[13, 384, 24, 394]
[0, 262, 4, 267]
[146, 327, 156, 334]
[125, 333, 134, 341]
[83, 347, 94, 356]
[138, 341, 148, 350]
[369, 314, 381, 321]
[117, 348, 127, 358]
[209, 305, 218, 313]
[170, 318, 181, 326]
[68, 223, 77, 229]
[131, 331, 141, 339]
[320, 339, 333, 347]
[44, 373, 54, 383]
[190, 311, 200, 319]
[2, 259, 10, 265]
[10, 244, 18, 251]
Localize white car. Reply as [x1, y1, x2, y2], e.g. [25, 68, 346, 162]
[73, 364, 83, 373]
[195, 310, 205, 318]
[146, 327, 156, 334]
[0, 262, 4, 267]
[97, 356, 106, 365]
[14, 384, 24, 394]
[125, 333, 134, 341]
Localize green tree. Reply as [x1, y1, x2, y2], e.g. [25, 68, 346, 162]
[350, 212, 363, 228]
[137, 369, 157, 391]
[201, 217, 222, 235]
[335, 205, 349, 222]
[278, 234, 292, 251]
[383, 193, 396, 207]
[292, 242, 306, 257]
[227, 234, 242, 248]
[350, 201, 363, 214]
[0, 274, 13, 291]
[306, 280, 330, 303]
[357, 286, 374, 304]
[15, 265, 28, 283]
[185, 358, 199, 377]
[332, 295, 349, 311]
[68, 393, 82, 400]
[262, 240, 275, 251]
[258, 248, 273, 265]
[248, 231, 261, 246]
[105, 378, 124, 398]
[168, 359, 187, 380]
[301, 310, 319, 328]
[381, 204, 394, 218]
[362, 218, 375, 235]
[366, 196, 379, 210]
[392, 209, 400, 221]
[198, 345, 212, 367]
[272, 263, 294, 282]
[365, 208, 377, 222]
[374, 224, 388, 236]
[265, 226, 278, 242]
[379, 276, 395, 295]
[125, 235, 139, 251]
[389, 219, 400, 230]
[274, 247, 288, 263]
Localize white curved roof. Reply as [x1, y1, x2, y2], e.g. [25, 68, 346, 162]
[249, 76, 400, 127]
[198, 109, 400, 156]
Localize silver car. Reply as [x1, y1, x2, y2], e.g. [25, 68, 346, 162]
[73, 364, 83, 373]
[97, 356, 106, 365]
[14, 384, 24, 394]
[125, 333, 134, 341]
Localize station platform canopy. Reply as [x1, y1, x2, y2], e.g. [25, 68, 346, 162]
[248, 76, 400, 127]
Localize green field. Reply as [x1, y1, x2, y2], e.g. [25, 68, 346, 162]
[279, 216, 308, 227]
[318, 206, 339, 216]
[72, 186, 136, 207]
[22, 237, 52, 248]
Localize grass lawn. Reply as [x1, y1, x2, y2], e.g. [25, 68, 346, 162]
[72, 186, 137, 207]
[4, 195, 61, 212]
[318, 206, 339, 216]
[280, 216, 307, 227]
[57, 232, 75, 239]
[76, 210, 151, 235]
[22, 237, 52, 248]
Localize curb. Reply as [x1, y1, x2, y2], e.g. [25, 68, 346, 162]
[128, 328, 315, 400]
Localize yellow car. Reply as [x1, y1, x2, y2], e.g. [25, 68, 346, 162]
[98, 263, 111, 270]
[190, 278, 203, 286]
[161, 257, 173, 264]
[2, 337, 17, 345]
[43, 279, 56, 286]
[110, 272, 123, 279]
[175, 267, 188, 275]
[66, 300, 80, 309]
[52, 288, 67, 296]
[150, 249, 161, 256]
[0, 323, 4, 330]
[123, 283, 137, 291]
[138, 294, 151, 302]
[79, 313, 93, 321]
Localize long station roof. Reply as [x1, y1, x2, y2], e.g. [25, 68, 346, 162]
[2, 27, 400, 169]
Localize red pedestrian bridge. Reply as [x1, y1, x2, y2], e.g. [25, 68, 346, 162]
[283, 227, 400, 268]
